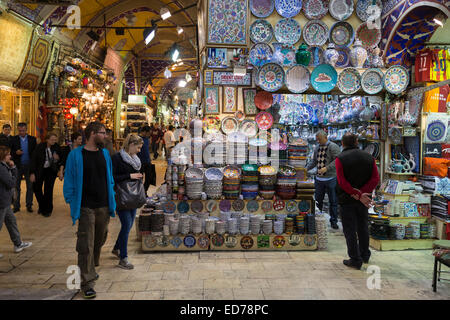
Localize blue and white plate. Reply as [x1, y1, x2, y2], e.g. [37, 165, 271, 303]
[250, 0, 275, 18]
[250, 19, 274, 43]
[274, 18, 302, 45]
[356, 0, 382, 22]
[329, 0, 354, 21]
[337, 67, 361, 95]
[329, 21, 354, 47]
[310, 64, 338, 93]
[361, 68, 384, 94]
[335, 47, 351, 67]
[275, 0, 302, 18]
[249, 43, 273, 68]
[383, 65, 409, 94]
[257, 63, 285, 92]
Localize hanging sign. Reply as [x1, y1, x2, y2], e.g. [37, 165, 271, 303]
[128, 95, 147, 105]
[213, 71, 252, 86]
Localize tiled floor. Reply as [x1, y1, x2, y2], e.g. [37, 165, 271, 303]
[0, 159, 449, 300]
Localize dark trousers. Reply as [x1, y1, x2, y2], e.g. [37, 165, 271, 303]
[114, 209, 137, 259]
[151, 141, 159, 158]
[14, 164, 33, 210]
[76, 207, 110, 291]
[340, 202, 371, 264]
[141, 163, 152, 194]
[315, 177, 338, 224]
[33, 168, 57, 216]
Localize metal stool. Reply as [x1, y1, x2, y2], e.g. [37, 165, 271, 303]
[432, 240, 450, 292]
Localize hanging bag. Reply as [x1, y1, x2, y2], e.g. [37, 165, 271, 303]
[115, 179, 146, 211]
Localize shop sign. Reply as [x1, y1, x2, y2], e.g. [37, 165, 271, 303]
[128, 95, 147, 105]
[213, 71, 251, 86]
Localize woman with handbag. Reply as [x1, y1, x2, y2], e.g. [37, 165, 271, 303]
[111, 134, 145, 270]
[30, 133, 62, 217]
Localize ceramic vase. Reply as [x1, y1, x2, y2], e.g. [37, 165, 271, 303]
[324, 43, 339, 67]
[371, 47, 384, 68]
[350, 40, 368, 68]
[359, 104, 374, 122]
[295, 43, 311, 66]
[398, 101, 416, 126]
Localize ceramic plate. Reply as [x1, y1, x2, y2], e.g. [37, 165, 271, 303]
[383, 65, 409, 94]
[235, 111, 245, 122]
[250, 19, 274, 43]
[361, 68, 384, 94]
[285, 65, 311, 93]
[250, 0, 275, 18]
[275, 0, 302, 18]
[309, 100, 325, 123]
[329, 21, 354, 47]
[203, 116, 221, 134]
[221, 116, 239, 134]
[310, 64, 338, 93]
[335, 47, 351, 67]
[337, 67, 361, 94]
[191, 200, 204, 213]
[249, 43, 273, 68]
[303, 20, 329, 46]
[255, 91, 274, 110]
[329, 0, 354, 21]
[257, 63, 285, 92]
[205, 167, 223, 180]
[356, 0, 382, 22]
[274, 18, 302, 45]
[259, 165, 277, 175]
[272, 43, 296, 67]
[247, 200, 259, 212]
[239, 120, 259, 138]
[356, 23, 381, 49]
[256, 112, 274, 130]
[223, 166, 241, 179]
[303, 0, 329, 19]
[307, 46, 324, 67]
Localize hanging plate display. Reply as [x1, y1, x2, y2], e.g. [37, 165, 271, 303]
[303, 0, 329, 20]
[337, 67, 361, 95]
[250, 19, 274, 43]
[329, 0, 354, 21]
[261, 200, 273, 212]
[249, 43, 273, 68]
[274, 18, 302, 45]
[335, 47, 351, 67]
[272, 43, 296, 67]
[203, 116, 221, 134]
[329, 21, 354, 47]
[356, 0, 382, 22]
[191, 200, 204, 213]
[310, 64, 338, 93]
[235, 111, 245, 121]
[275, 0, 302, 18]
[256, 112, 274, 130]
[250, 0, 275, 18]
[356, 23, 381, 49]
[303, 20, 329, 46]
[257, 63, 285, 92]
[177, 201, 189, 214]
[307, 46, 324, 67]
[221, 116, 239, 134]
[232, 199, 245, 211]
[285, 65, 310, 93]
[254, 91, 274, 110]
[239, 120, 259, 138]
[286, 200, 298, 212]
[361, 68, 384, 94]
[383, 65, 409, 95]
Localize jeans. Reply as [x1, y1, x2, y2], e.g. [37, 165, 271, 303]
[151, 141, 159, 158]
[0, 206, 22, 247]
[114, 209, 137, 260]
[315, 177, 338, 224]
[340, 202, 371, 264]
[33, 168, 57, 215]
[14, 164, 33, 210]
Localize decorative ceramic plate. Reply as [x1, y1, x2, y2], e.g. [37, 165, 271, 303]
[256, 111, 274, 130]
[286, 200, 298, 212]
[335, 47, 351, 67]
[298, 200, 311, 212]
[383, 65, 409, 94]
[329, 0, 354, 21]
[259, 165, 277, 175]
[337, 67, 361, 94]
[427, 120, 447, 142]
[309, 100, 325, 123]
[303, 20, 329, 46]
[279, 165, 297, 176]
[361, 68, 384, 94]
[247, 200, 259, 212]
[219, 199, 231, 212]
[203, 116, 221, 134]
[307, 46, 324, 67]
[183, 235, 196, 248]
[205, 167, 223, 180]
[191, 200, 204, 213]
[232, 199, 245, 211]
[310, 64, 338, 93]
[177, 201, 189, 214]
[285, 65, 310, 94]
[273, 200, 285, 211]
[223, 165, 241, 179]
[239, 120, 259, 138]
[329, 21, 354, 47]
[221, 116, 239, 134]
[356, 23, 381, 49]
[235, 111, 245, 121]
[249, 43, 273, 68]
[206, 200, 218, 212]
[303, 0, 329, 20]
[163, 201, 176, 214]
[261, 200, 273, 212]
[274, 18, 302, 45]
[257, 63, 285, 92]
[250, 0, 275, 18]
[255, 91, 274, 110]
[356, 0, 382, 22]
[250, 19, 274, 43]
[272, 43, 296, 67]
[275, 0, 302, 18]
[185, 167, 203, 179]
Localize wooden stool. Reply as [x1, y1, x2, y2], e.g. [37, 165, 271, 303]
[432, 240, 450, 292]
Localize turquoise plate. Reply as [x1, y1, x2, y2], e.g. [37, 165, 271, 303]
[310, 64, 338, 93]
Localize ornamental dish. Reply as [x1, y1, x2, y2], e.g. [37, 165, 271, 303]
[337, 67, 361, 95]
[329, 21, 354, 47]
[221, 116, 239, 134]
[356, 0, 382, 22]
[255, 111, 274, 130]
[250, 0, 275, 18]
[356, 23, 381, 49]
[250, 19, 274, 43]
[275, 0, 302, 18]
[274, 18, 302, 45]
[329, 0, 354, 21]
[310, 64, 338, 93]
[257, 63, 285, 92]
[303, 0, 329, 20]
[303, 20, 329, 46]
[361, 68, 384, 94]
[383, 65, 409, 94]
[285, 65, 311, 94]
[239, 120, 259, 138]
[249, 43, 273, 68]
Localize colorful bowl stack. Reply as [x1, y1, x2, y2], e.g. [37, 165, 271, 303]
[185, 167, 204, 200]
[420, 223, 430, 239]
[204, 167, 223, 199]
[288, 142, 308, 168]
[305, 213, 316, 234]
[241, 164, 259, 200]
[295, 215, 305, 234]
[276, 165, 297, 200]
[223, 166, 241, 199]
[285, 217, 295, 234]
[258, 165, 277, 200]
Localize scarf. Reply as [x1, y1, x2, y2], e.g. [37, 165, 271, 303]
[119, 148, 141, 171]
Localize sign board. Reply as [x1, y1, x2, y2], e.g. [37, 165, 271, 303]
[128, 95, 147, 105]
[213, 71, 251, 86]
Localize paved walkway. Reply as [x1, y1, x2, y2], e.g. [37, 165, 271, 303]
[0, 159, 449, 300]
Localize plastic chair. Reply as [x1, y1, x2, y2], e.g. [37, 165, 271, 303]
[432, 240, 450, 292]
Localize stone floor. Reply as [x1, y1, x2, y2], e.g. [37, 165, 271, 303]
[0, 158, 449, 300]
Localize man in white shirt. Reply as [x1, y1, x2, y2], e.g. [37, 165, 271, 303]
[163, 125, 176, 160]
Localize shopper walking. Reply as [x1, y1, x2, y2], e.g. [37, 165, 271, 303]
[163, 125, 176, 160]
[10, 123, 37, 213]
[30, 133, 62, 217]
[0, 146, 32, 259]
[0, 124, 12, 147]
[61, 132, 83, 173]
[150, 123, 162, 160]
[137, 126, 155, 194]
[335, 133, 380, 270]
[111, 134, 145, 269]
[63, 122, 116, 299]
[306, 130, 341, 229]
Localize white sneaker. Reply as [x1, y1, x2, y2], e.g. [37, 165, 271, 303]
[117, 257, 134, 270]
[14, 241, 33, 253]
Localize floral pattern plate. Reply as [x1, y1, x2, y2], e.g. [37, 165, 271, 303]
[257, 63, 285, 92]
[239, 120, 259, 138]
[329, 21, 354, 47]
[285, 65, 310, 93]
[274, 18, 302, 45]
[310, 64, 338, 93]
[356, 0, 382, 22]
[221, 116, 239, 134]
[256, 112, 274, 130]
[203, 116, 221, 133]
[250, 0, 275, 18]
[335, 47, 351, 67]
[235, 110, 245, 121]
[337, 67, 361, 94]
[307, 46, 324, 67]
[250, 19, 274, 43]
[361, 68, 384, 94]
[383, 65, 409, 94]
[303, 0, 329, 20]
[275, 0, 302, 18]
[249, 43, 273, 68]
[356, 23, 381, 49]
[303, 20, 329, 46]
[272, 43, 296, 67]
[329, 0, 354, 21]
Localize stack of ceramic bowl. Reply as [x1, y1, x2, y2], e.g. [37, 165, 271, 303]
[409, 221, 421, 239]
[288, 142, 308, 168]
[315, 213, 328, 250]
[276, 165, 297, 200]
[306, 213, 316, 234]
[220, 211, 231, 222]
[274, 220, 284, 235]
[263, 220, 273, 235]
[227, 218, 238, 234]
[226, 132, 248, 165]
[204, 167, 223, 199]
[296, 215, 305, 234]
[265, 214, 276, 226]
[169, 218, 179, 235]
[250, 215, 261, 234]
[164, 213, 175, 226]
[393, 223, 405, 240]
[420, 223, 430, 239]
[404, 225, 413, 239]
[191, 217, 202, 234]
[285, 217, 295, 234]
[215, 220, 226, 234]
[185, 167, 204, 200]
[276, 214, 287, 223]
[258, 165, 277, 199]
[150, 212, 165, 233]
[231, 212, 242, 230]
[296, 181, 315, 199]
[240, 217, 250, 235]
[269, 142, 288, 166]
[241, 164, 259, 200]
[205, 218, 216, 234]
[179, 215, 191, 235]
[249, 138, 269, 165]
[223, 165, 241, 199]
[197, 212, 209, 230]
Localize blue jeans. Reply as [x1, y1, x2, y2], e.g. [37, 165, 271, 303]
[315, 177, 338, 224]
[114, 209, 137, 259]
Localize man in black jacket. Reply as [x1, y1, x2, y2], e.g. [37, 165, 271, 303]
[0, 124, 12, 147]
[10, 123, 37, 213]
[335, 133, 380, 270]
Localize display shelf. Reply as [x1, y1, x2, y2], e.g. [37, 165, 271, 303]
[370, 237, 435, 251]
[386, 172, 417, 176]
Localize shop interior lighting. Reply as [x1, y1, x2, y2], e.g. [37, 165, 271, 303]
[185, 73, 192, 82]
[172, 48, 180, 61]
[143, 23, 157, 45]
[160, 7, 171, 20]
[433, 13, 445, 27]
[177, 26, 184, 34]
[178, 80, 187, 87]
[164, 67, 172, 78]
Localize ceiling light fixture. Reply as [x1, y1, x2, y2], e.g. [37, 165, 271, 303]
[177, 26, 183, 34]
[160, 7, 171, 20]
[178, 80, 187, 87]
[164, 67, 172, 78]
[143, 23, 158, 45]
[172, 48, 180, 61]
[186, 73, 192, 82]
[433, 13, 445, 27]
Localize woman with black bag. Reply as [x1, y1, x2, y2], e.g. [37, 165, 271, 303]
[111, 134, 145, 270]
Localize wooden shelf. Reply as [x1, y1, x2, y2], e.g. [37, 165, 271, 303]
[386, 172, 417, 176]
[370, 237, 435, 251]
